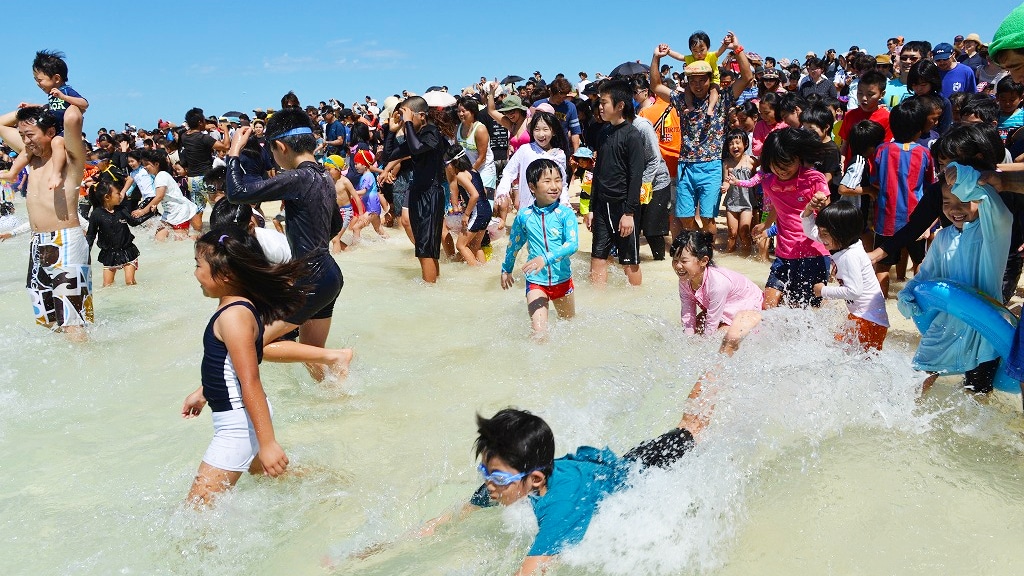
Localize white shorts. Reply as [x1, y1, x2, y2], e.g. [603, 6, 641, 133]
[202, 403, 272, 472]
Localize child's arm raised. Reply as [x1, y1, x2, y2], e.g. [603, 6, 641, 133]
[217, 305, 288, 477]
[650, 44, 675, 103]
[714, 31, 734, 58]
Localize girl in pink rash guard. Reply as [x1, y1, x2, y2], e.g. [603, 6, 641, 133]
[671, 230, 763, 355]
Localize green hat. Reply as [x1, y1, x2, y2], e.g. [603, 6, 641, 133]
[497, 95, 528, 113]
[990, 2, 1024, 60]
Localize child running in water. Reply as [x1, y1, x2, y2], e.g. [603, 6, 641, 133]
[349, 149, 389, 242]
[501, 158, 579, 337]
[748, 128, 832, 308]
[671, 230, 762, 355]
[898, 126, 1012, 396]
[181, 227, 308, 507]
[85, 170, 144, 286]
[719, 129, 758, 253]
[137, 149, 198, 241]
[444, 144, 492, 266]
[323, 154, 361, 253]
[802, 196, 889, 350]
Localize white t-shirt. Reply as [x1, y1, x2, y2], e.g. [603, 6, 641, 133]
[254, 226, 292, 264]
[154, 171, 197, 226]
[130, 165, 156, 199]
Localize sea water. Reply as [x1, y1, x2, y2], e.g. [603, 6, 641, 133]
[1, 198, 1023, 575]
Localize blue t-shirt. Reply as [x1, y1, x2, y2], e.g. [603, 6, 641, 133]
[528, 447, 629, 556]
[326, 120, 345, 152]
[999, 109, 1024, 143]
[939, 63, 977, 99]
[533, 98, 582, 136]
[48, 84, 85, 134]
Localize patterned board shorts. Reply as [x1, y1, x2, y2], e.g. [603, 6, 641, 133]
[186, 176, 211, 211]
[27, 227, 94, 328]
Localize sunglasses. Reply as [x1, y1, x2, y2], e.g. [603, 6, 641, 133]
[478, 463, 534, 486]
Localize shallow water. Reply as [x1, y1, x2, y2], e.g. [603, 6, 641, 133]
[1, 198, 1023, 575]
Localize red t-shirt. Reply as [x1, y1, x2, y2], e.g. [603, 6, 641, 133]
[839, 106, 892, 164]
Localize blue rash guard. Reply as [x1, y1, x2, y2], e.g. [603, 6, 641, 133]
[501, 201, 579, 286]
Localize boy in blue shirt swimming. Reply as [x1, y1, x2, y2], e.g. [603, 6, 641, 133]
[501, 158, 579, 337]
[419, 406, 705, 575]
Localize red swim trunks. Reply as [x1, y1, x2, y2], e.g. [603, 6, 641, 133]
[525, 278, 574, 301]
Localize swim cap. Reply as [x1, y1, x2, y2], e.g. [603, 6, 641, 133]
[354, 149, 375, 167]
[323, 154, 346, 170]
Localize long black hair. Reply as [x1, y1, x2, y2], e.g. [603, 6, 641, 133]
[529, 111, 570, 154]
[670, 230, 716, 266]
[760, 127, 827, 176]
[194, 227, 308, 324]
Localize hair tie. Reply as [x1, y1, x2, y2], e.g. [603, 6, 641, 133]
[218, 234, 229, 244]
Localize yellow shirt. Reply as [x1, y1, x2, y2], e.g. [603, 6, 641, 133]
[684, 53, 720, 85]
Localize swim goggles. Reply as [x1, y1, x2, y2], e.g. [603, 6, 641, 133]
[477, 463, 534, 486]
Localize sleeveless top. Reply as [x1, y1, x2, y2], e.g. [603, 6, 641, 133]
[458, 170, 493, 220]
[201, 300, 265, 413]
[457, 121, 496, 189]
[509, 123, 532, 155]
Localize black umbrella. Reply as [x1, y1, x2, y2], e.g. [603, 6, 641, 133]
[609, 61, 650, 77]
[425, 85, 443, 93]
[222, 110, 245, 118]
[500, 75, 525, 85]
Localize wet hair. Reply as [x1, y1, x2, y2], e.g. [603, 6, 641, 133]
[998, 75, 1024, 97]
[960, 94, 1000, 126]
[264, 107, 317, 153]
[931, 123, 1001, 171]
[204, 164, 227, 192]
[907, 60, 941, 95]
[280, 91, 300, 109]
[780, 93, 808, 116]
[901, 40, 931, 58]
[688, 30, 711, 50]
[799, 102, 835, 133]
[443, 143, 473, 173]
[759, 92, 782, 121]
[525, 157, 562, 187]
[598, 79, 635, 121]
[32, 50, 68, 81]
[722, 128, 750, 159]
[474, 408, 554, 478]
[15, 106, 58, 135]
[140, 149, 170, 173]
[760, 127, 827, 175]
[529, 111, 570, 152]
[847, 120, 886, 157]
[184, 107, 205, 130]
[194, 227, 308, 325]
[670, 230, 716, 265]
[209, 198, 253, 229]
[813, 201, 863, 252]
[889, 98, 929, 142]
[857, 70, 888, 93]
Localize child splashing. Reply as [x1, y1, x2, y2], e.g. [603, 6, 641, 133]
[181, 227, 308, 507]
[802, 197, 889, 351]
[671, 230, 762, 355]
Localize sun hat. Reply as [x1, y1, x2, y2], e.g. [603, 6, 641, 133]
[684, 61, 713, 76]
[875, 54, 892, 65]
[572, 146, 593, 159]
[990, 3, 1024, 60]
[497, 95, 528, 113]
[761, 68, 781, 80]
[381, 95, 400, 119]
[964, 33, 985, 46]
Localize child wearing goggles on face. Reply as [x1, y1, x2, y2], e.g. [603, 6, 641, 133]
[418, 398, 709, 575]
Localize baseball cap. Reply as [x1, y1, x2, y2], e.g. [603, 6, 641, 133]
[806, 51, 816, 58]
[933, 43, 954, 60]
[684, 60, 713, 76]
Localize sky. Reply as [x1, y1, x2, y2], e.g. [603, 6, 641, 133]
[0, 1, 1017, 134]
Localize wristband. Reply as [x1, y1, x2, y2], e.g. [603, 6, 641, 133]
[734, 45, 745, 54]
[766, 223, 778, 238]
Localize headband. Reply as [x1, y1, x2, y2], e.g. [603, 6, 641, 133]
[444, 149, 468, 166]
[270, 127, 313, 140]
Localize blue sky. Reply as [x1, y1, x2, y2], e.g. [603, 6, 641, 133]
[0, 1, 1016, 134]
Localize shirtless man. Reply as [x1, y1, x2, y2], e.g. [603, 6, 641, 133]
[0, 104, 91, 340]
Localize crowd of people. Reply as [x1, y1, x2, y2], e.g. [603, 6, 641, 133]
[4, 7, 1024, 573]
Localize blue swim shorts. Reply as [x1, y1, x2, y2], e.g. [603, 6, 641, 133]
[676, 160, 722, 219]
